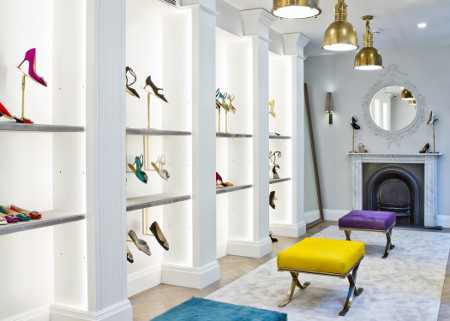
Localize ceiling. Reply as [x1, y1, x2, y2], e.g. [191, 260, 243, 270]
[223, 0, 450, 57]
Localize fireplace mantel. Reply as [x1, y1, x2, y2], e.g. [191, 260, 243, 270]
[348, 153, 442, 227]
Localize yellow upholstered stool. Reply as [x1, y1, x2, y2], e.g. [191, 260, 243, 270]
[277, 238, 365, 316]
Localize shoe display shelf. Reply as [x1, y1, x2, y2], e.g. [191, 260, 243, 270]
[268, 51, 296, 237]
[0, 1, 88, 320]
[125, 0, 196, 297]
[215, 28, 255, 259]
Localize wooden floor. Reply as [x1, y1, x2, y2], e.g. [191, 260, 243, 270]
[130, 221, 450, 320]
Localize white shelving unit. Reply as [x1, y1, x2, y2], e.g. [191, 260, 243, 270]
[0, 0, 88, 320]
[0, 1, 310, 319]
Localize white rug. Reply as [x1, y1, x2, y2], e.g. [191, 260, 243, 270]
[207, 226, 450, 321]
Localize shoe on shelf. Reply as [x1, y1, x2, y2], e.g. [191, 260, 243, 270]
[216, 172, 233, 188]
[128, 154, 148, 184]
[0, 216, 7, 225]
[0, 102, 33, 124]
[144, 75, 168, 103]
[17, 48, 47, 87]
[151, 154, 170, 181]
[125, 66, 140, 98]
[351, 116, 360, 130]
[357, 143, 368, 153]
[0, 205, 30, 221]
[272, 164, 280, 179]
[269, 99, 276, 118]
[0, 209, 18, 223]
[10, 205, 42, 219]
[427, 111, 438, 125]
[269, 231, 278, 242]
[127, 246, 134, 263]
[128, 230, 151, 256]
[419, 143, 430, 153]
[225, 94, 236, 114]
[269, 191, 277, 209]
[150, 221, 169, 251]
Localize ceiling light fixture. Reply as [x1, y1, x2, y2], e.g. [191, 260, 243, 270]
[272, 0, 321, 19]
[322, 0, 358, 51]
[354, 15, 383, 70]
[401, 89, 414, 101]
[418, 22, 427, 29]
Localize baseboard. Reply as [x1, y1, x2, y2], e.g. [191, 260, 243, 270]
[127, 265, 161, 297]
[436, 215, 450, 228]
[51, 300, 132, 321]
[227, 237, 272, 258]
[3, 306, 50, 321]
[269, 221, 306, 238]
[161, 260, 220, 289]
[324, 209, 350, 221]
[216, 239, 227, 259]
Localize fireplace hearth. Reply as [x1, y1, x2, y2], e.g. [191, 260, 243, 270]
[363, 163, 423, 226]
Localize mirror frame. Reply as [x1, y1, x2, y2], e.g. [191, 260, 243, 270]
[362, 80, 426, 147]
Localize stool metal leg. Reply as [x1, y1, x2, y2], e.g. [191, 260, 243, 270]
[344, 230, 352, 241]
[339, 262, 363, 316]
[278, 272, 310, 308]
[382, 226, 395, 259]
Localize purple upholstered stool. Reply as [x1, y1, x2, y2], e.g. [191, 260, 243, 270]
[339, 210, 396, 258]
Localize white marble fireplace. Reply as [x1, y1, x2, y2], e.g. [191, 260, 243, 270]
[350, 153, 441, 227]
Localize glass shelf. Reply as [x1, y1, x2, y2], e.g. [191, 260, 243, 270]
[269, 177, 292, 184]
[216, 133, 252, 138]
[126, 128, 191, 136]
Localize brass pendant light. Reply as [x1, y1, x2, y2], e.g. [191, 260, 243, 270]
[354, 16, 383, 70]
[322, 0, 358, 51]
[401, 89, 414, 101]
[272, 0, 321, 19]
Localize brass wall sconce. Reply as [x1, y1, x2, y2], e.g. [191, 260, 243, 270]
[325, 92, 334, 124]
[322, 0, 358, 52]
[354, 15, 383, 70]
[272, 0, 321, 19]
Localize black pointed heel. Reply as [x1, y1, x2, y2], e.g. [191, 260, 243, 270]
[144, 75, 168, 103]
[126, 66, 140, 98]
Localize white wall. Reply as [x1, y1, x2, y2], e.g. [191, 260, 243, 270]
[305, 44, 450, 227]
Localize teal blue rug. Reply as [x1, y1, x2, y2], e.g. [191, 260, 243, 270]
[151, 297, 287, 320]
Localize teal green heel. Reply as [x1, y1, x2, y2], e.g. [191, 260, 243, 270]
[128, 154, 148, 184]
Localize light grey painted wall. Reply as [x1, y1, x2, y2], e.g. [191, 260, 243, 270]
[304, 44, 450, 222]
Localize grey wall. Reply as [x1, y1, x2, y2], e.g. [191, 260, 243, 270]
[304, 44, 450, 226]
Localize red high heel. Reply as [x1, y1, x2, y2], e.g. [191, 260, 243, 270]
[18, 48, 47, 87]
[216, 172, 233, 188]
[0, 102, 33, 124]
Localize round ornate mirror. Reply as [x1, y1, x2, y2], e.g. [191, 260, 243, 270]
[362, 79, 426, 147]
[369, 86, 418, 131]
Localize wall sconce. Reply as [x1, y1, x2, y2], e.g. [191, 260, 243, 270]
[325, 92, 334, 124]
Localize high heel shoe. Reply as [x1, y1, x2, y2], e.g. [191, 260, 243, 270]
[10, 205, 41, 219]
[427, 111, 438, 125]
[269, 191, 277, 209]
[269, 231, 278, 242]
[128, 230, 151, 256]
[217, 91, 228, 112]
[151, 154, 170, 181]
[0, 102, 33, 123]
[351, 116, 360, 130]
[419, 143, 430, 153]
[144, 75, 168, 103]
[128, 154, 148, 184]
[216, 172, 233, 188]
[127, 246, 134, 263]
[216, 88, 222, 110]
[125, 67, 140, 98]
[17, 48, 47, 87]
[357, 143, 368, 153]
[225, 94, 236, 114]
[272, 165, 280, 179]
[150, 221, 169, 251]
[0, 205, 30, 221]
[269, 99, 276, 118]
